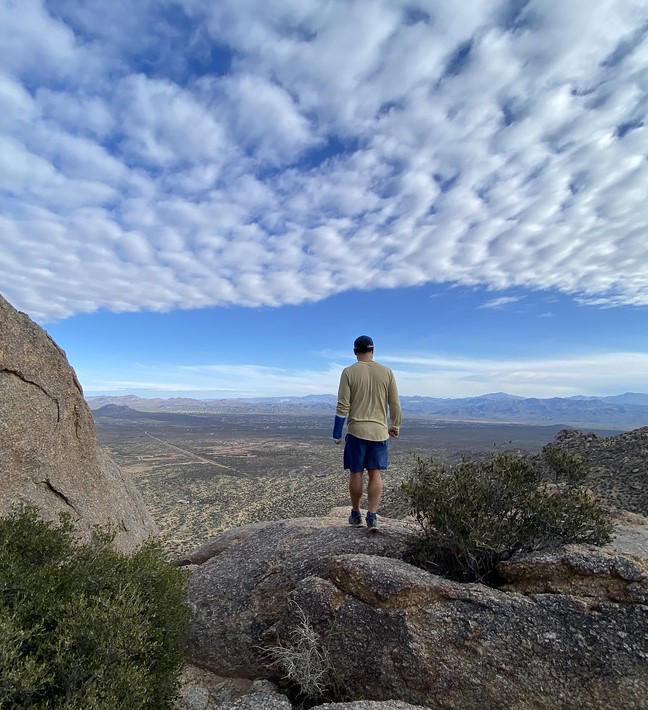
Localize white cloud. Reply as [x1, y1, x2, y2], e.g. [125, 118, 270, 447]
[0, 0, 79, 78]
[380, 350, 648, 398]
[223, 73, 318, 165]
[479, 296, 523, 309]
[0, 71, 38, 128]
[1, 0, 648, 321]
[82, 362, 344, 398]
[35, 88, 114, 139]
[115, 74, 231, 168]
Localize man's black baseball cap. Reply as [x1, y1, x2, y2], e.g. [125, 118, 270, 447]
[354, 335, 374, 352]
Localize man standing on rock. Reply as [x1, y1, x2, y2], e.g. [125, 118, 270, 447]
[333, 335, 402, 531]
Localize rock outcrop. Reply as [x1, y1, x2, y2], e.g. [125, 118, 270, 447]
[180, 509, 648, 709]
[175, 664, 429, 710]
[0, 294, 157, 552]
[551, 426, 648, 516]
[180, 515, 416, 679]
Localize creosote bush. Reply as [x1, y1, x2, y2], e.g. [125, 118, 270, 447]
[402, 447, 614, 584]
[0, 506, 188, 710]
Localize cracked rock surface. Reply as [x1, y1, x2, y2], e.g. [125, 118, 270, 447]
[0, 294, 157, 551]
[180, 508, 648, 710]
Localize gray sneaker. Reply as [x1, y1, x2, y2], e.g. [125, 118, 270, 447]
[348, 509, 363, 526]
[366, 514, 379, 532]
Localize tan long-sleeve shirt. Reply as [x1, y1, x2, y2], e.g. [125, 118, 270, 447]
[336, 361, 402, 441]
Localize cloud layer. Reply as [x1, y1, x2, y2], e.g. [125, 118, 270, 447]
[2, 0, 648, 320]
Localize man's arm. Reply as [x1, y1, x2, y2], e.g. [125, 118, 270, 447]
[332, 415, 345, 441]
[333, 370, 350, 442]
[387, 371, 402, 437]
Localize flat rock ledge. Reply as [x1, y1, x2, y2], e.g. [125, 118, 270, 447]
[177, 511, 648, 710]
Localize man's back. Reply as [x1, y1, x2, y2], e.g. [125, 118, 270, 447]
[333, 335, 402, 529]
[336, 360, 402, 441]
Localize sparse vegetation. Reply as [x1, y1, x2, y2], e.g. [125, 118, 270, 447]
[265, 602, 341, 708]
[402, 448, 614, 584]
[0, 506, 188, 710]
[97, 413, 574, 557]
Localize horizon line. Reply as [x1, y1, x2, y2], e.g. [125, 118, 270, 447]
[85, 391, 648, 401]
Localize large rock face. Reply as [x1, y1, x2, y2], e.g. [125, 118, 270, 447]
[180, 510, 648, 709]
[179, 516, 415, 679]
[0, 294, 157, 552]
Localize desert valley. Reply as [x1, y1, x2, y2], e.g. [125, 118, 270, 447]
[91, 402, 630, 557]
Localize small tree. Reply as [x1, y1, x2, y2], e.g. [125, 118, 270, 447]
[402, 449, 613, 584]
[0, 506, 188, 709]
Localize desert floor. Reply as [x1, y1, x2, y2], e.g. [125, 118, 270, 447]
[95, 411, 581, 558]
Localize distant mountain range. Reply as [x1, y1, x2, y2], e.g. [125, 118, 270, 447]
[87, 392, 648, 429]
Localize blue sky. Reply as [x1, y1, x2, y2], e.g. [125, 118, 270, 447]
[1, 0, 647, 399]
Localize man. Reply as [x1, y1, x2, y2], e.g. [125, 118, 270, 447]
[333, 335, 402, 531]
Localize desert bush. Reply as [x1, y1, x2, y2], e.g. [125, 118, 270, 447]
[265, 601, 344, 708]
[0, 506, 188, 709]
[402, 449, 614, 584]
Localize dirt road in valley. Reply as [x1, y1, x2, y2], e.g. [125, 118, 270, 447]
[140, 430, 237, 471]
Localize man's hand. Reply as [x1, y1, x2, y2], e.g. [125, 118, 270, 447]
[388, 428, 399, 438]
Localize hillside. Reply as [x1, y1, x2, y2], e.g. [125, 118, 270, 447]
[551, 426, 648, 516]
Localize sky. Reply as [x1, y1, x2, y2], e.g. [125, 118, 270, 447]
[1, 0, 647, 400]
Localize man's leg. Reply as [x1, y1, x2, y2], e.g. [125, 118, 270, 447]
[367, 469, 383, 514]
[349, 471, 364, 511]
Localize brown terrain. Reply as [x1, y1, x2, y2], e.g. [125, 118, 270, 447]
[93, 407, 637, 558]
[551, 426, 648, 516]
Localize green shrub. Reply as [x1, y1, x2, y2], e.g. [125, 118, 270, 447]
[402, 449, 614, 584]
[0, 506, 188, 709]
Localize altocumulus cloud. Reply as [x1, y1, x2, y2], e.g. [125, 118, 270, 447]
[1, 0, 648, 321]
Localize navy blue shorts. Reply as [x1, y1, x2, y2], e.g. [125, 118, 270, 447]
[343, 433, 389, 472]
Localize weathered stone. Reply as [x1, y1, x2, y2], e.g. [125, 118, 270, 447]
[498, 510, 648, 603]
[182, 507, 648, 710]
[314, 703, 430, 709]
[327, 553, 477, 609]
[498, 547, 648, 603]
[175, 665, 261, 710]
[0, 294, 157, 551]
[285, 555, 648, 708]
[175, 521, 273, 566]
[182, 516, 414, 678]
[607, 510, 648, 557]
[216, 691, 292, 709]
